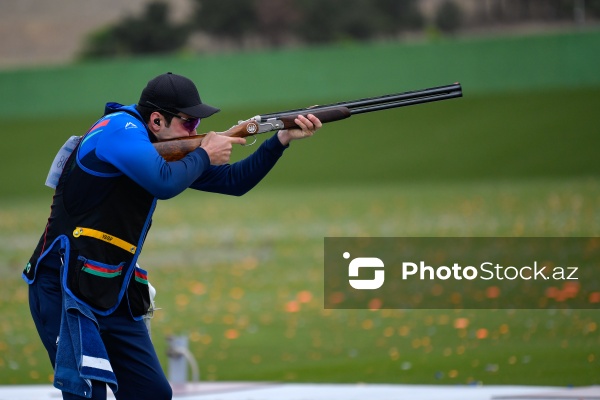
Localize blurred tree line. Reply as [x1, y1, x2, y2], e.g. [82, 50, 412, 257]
[79, 0, 600, 59]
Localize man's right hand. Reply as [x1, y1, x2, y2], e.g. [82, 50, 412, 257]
[200, 132, 247, 165]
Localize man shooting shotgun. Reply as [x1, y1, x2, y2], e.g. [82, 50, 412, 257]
[23, 71, 460, 400]
[154, 83, 462, 161]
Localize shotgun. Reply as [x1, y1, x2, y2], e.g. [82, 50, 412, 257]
[153, 83, 462, 162]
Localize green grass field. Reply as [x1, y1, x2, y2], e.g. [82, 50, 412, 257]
[0, 31, 599, 387]
[1, 179, 599, 385]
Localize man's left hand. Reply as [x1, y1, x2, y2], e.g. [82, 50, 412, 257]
[277, 114, 322, 146]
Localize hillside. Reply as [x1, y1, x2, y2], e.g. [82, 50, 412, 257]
[0, 0, 190, 69]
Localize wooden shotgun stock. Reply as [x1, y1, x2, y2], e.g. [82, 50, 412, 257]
[153, 83, 462, 162]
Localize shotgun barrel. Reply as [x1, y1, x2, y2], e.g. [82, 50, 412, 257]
[256, 83, 462, 121]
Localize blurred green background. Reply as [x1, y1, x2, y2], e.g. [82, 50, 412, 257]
[0, 30, 599, 386]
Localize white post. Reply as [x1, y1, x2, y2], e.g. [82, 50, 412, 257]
[167, 335, 200, 384]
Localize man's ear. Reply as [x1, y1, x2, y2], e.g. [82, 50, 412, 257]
[149, 112, 162, 133]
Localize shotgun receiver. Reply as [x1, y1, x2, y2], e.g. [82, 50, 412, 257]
[153, 83, 462, 162]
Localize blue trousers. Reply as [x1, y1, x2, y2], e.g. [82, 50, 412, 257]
[28, 258, 172, 400]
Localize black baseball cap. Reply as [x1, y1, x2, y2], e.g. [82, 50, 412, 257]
[139, 72, 220, 118]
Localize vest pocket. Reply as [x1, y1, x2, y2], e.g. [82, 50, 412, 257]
[68, 256, 126, 311]
[128, 264, 151, 318]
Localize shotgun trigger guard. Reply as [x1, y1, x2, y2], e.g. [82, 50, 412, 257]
[241, 135, 257, 147]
